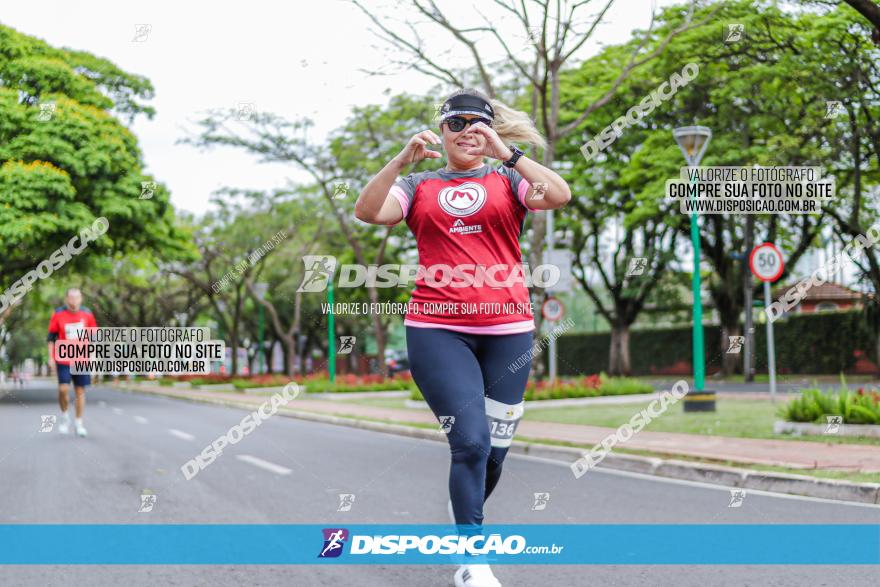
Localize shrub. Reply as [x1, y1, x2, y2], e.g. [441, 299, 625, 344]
[186, 376, 234, 386]
[224, 373, 414, 393]
[174, 373, 232, 384]
[308, 378, 412, 393]
[231, 374, 292, 390]
[554, 310, 873, 375]
[597, 374, 653, 396]
[408, 374, 652, 402]
[781, 385, 880, 425]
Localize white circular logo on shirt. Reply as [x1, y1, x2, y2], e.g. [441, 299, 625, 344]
[438, 182, 487, 217]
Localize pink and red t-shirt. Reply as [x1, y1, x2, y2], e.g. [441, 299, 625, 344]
[390, 164, 539, 335]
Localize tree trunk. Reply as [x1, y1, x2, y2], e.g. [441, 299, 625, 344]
[230, 325, 239, 375]
[720, 322, 741, 377]
[714, 285, 743, 376]
[366, 285, 387, 376]
[265, 341, 274, 374]
[609, 323, 632, 376]
[281, 334, 295, 377]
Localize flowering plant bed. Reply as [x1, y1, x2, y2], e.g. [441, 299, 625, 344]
[409, 374, 652, 402]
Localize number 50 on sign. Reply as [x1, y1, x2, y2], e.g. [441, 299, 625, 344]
[749, 243, 784, 282]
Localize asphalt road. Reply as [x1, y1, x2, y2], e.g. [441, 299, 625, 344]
[1, 379, 878, 586]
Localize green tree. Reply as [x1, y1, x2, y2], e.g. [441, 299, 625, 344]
[557, 0, 845, 376]
[0, 24, 189, 324]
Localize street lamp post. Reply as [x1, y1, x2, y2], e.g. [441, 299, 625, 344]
[673, 126, 712, 393]
[253, 283, 269, 374]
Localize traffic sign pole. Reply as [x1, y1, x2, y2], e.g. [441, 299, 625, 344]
[542, 297, 565, 384]
[749, 243, 784, 402]
[547, 185, 556, 385]
[763, 281, 777, 400]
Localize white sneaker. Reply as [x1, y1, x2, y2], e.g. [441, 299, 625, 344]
[58, 414, 70, 434]
[454, 563, 502, 587]
[75, 422, 88, 437]
[447, 500, 456, 525]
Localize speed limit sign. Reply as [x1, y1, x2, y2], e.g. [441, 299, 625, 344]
[542, 297, 564, 322]
[749, 243, 784, 283]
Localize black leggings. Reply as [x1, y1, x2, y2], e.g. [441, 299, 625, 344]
[406, 326, 533, 528]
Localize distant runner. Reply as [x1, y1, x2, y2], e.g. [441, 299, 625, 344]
[47, 288, 97, 437]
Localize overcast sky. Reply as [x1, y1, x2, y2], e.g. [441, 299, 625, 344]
[3, 0, 678, 216]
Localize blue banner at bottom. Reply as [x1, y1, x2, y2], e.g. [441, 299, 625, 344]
[0, 524, 878, 564]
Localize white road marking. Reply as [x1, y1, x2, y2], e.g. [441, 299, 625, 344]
[236, 455, 292, 475]
[133, 416, 149, 424]
[112, 407, 124, 415]
[168, 429, 195, 441]
[510, 452, 880, 509]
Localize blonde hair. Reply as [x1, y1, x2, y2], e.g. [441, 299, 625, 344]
[444, 88, 547, 151]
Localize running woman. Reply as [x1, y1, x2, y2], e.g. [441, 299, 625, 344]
[47, 288, 97, 437]
[356, 89, 571, 587]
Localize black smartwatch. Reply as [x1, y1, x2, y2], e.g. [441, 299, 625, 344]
[502, 145, 524, 168]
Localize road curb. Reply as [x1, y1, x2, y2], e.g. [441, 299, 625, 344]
[110, 384, 880, 505]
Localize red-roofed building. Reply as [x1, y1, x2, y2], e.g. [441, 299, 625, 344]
[772, 282, 865, 313]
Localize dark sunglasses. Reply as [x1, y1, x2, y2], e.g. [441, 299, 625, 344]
[443, 116, 492, 132]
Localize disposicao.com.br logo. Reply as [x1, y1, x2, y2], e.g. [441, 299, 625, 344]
[317, 528, 562, 558]
[297, 255, 560, 292]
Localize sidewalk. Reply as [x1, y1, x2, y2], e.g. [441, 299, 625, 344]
[116, 384, 880, 474]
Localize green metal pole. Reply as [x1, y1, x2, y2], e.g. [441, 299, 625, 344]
[258, 305, 265, 374]
[328, 281, 335, 382]
[690, 207, 705, 391]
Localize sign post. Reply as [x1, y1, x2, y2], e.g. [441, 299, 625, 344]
[749, 243, 784, 400]
[542, 252, 571, 385]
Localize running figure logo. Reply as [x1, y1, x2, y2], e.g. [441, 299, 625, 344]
[824, 415, 843, 435]
[525, 25, 542, 49]
[37, 102, 56, 122]
[236, 102, 256, 121]
[318, 528, 349, 558]
[337, 493, 355, 512]
[528, 182, 548, 201]
[132, 24, 152, 42]
[531, 492, 550, 511]
[723, 24, 744, 43]
[438, 416, 456, 434]
[298, 255, 337, 292]
[337, 336, 356, 355]
[139, 493, 157, 513]
[40, 415, 56, 432]
[626, 257, 647, 276]
[140, 181, 156, 200]
[728, 489, 746, 508]
[726, 336, 744, 354]
[825, 101, 844, 119]
[333, 182, 349, 199]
